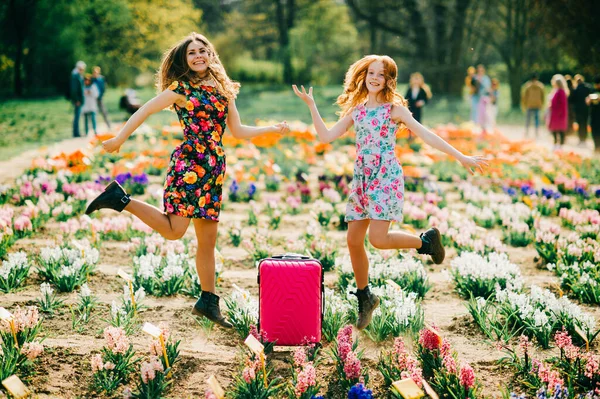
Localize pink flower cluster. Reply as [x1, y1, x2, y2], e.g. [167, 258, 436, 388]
[205, 390, 218, 399]
[13, 215, 32, 232]
[293, 347, 307, 368]
[242, 358, 261, 383]
[441, 340, 457, 374]
[418, 325, 442, 351]
[103, 326, 129, 354]
[20, 341, 44, 360]
[295, 362, 317, 397]
[392, 338, 423, 387]
[0, 306, 40, 333]
[337, 325, 361, 380]
[141, 357, 164, 384]
[149, 323, 170, 357]
[459, 363, 476, 389]
[90, 353, 115, 373]
[554, 329, 579, 360]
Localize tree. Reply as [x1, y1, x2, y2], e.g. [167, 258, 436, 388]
[290, 0, 359, 84]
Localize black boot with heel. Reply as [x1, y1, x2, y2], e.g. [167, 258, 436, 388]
[85, 181, 131, 215]
[417, 227, 445, 264]
[192, 291, 233, 329]
[352, 285, 380, 330]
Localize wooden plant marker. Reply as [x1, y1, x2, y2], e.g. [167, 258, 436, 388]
[392, 378, 425, 399]
[206, 375, 225, 399]
[117, 269, 136, 315]
[142, 322, 171, 377]
[574, 326, 590, 351]
[422, 379, 439, 399]
[0, 307, 19, 349]
[244, 334, 267, 388]
[232, 283, 249, 300]
[401, 224, 417, 234]
[2, 375, 31, 398]
[386, 279, 403, 292]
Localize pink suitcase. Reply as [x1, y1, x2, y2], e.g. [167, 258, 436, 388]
[258, 254, 323, 346]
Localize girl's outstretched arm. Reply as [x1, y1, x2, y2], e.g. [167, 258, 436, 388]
[102, 89, 182, 153]
[391, 105, 488, 175]
[226, 99, 289, 139]
[292, 85, 353, 143]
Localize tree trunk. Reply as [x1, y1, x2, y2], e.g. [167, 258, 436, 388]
[275, 0, 294, 83]
[447, 0, 472, 95]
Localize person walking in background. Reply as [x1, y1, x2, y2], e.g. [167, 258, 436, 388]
[465, 66, 479, 123]
[488, 78, 500, 131]
[92, 66, 111, 130]
[405, 72, 432, 139]
[82, 75, 99, 136]
[565, 75, 576, 135]
[572, 74, 591, 146]
[585, 76, 600, 154]
[70, 61, 86, 138]
[547, 74, 569, 150]
[475, 64, 491, 132]
[521, 73, 545, 137]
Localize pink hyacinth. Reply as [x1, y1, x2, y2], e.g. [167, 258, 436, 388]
[103, 326, 129, 354]
[242, 365, 256, 383]
[293, 347, 307, 368]
[459, 363, 475, 389]
[343, 351, 361, 379]
[518, 335, 530, 355]
[205, 390, 218, 399]
[584, 354, 599, 379]
[103, 362, 115, 370]
[20, 342, 44, 360]
[554, 329, 572, 349]
[140, 357, 164, 384]
[443, 352, 457, 374]
[13, 216, 32, 232]
[418, 326, 442, 351]
[295, 363, 317, 396]
[91, 353, 104, 373]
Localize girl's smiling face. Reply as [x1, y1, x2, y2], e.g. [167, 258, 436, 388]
[365, 60, 386, 94]
[186, 41, 210, 76]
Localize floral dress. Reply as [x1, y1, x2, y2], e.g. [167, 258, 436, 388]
[165, 80, 228, 220]
[346, 103, 404, 222]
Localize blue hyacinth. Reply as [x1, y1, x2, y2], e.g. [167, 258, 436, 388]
[229, 180, 239, 194]
[115, 172, 132, 185]
[348, 383, 373, 399]
[132, 173, 148, 185]
[503, 186, 517, 196]
[248, 183, 256, 196]
[520, 184, 536, 196]
[95, 175, 111, 185]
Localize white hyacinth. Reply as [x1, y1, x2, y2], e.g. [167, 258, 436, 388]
[451, 252, 523, 290]
[79, 283, 92, 298]
[40, 282, 54, 296]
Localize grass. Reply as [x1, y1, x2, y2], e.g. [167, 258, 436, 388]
[0, 83, 526, 160]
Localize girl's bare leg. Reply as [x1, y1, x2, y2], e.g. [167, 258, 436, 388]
[192, 218, 219, 293]
[124, 199, 190, 240]
[367, 220, 422, 250]
[347, 220, 371, 289]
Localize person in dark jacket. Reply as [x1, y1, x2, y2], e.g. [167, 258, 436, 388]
[565, 75, 576, 135]
[585, 76, 600, 154]
[572, 74, 592, 146]
[70, 61, 86, 137]
[405, 72, 432, 124]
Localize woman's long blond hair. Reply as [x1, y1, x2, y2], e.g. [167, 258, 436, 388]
[157, 32, 240, 101]
[551, 74, 569, 97]
[410, 72, 433, 100]
[336, 55, 407, 117]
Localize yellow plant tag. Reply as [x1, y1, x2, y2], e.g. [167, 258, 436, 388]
[244, 333, 264, 356]
[117, 269, 133, 282]
[207, 375, 225, 399]
[422, 379, 439, 399]
[0, 307, 13, 320]
[386, 279, 403, 292]
[574, 326, 589, 351]
[392, 378, 425, 399]
[401, 224, 417, 234]
[142, 322, 162, 338]
[2, 375, 31, 398]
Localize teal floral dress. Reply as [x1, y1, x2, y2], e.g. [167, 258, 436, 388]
[165, 80, 228, 220]
[346, 103, 405, 222]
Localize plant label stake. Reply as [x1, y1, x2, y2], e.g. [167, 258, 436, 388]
[392, 378, 425, 399]
[2, 375, 31, 398]
[207, 375, 225, 399]
[117, 269, 136, 315]
[0, 307, 18, 349]
[142, 322, 171, 377]
[244, 334, 267, 388]
[422, 379, 439, 399]
[386, 279, 403, 292]
[574, 326, 589, 351]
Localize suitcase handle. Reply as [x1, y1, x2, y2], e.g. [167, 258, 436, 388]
[271, 253, 311, 260]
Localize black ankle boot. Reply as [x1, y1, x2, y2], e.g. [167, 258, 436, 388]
[85, 181, 131, 215]
[192, 291, 233, 329]
[417, 227, 445, 264]
[352, 285, 380, 330]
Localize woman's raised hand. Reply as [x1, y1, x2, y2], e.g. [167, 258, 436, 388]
[102, 137, 123, 153]
[292, 85, 315, 107]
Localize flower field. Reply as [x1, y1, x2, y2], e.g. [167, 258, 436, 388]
[0, 123, 599, 398]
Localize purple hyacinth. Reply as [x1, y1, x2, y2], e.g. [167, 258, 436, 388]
[229, 180, 239, 194]
[95, 175, 112, 185]
[248, 183, 257, 197]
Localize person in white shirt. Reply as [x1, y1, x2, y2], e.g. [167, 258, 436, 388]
[82, 74, 100, 136]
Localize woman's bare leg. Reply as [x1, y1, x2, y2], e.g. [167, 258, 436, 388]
[367, 220, 422, 250]
[347, 220, 371, 289]
[124, 199, 190, 240]
[192, 218, 219, 293]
